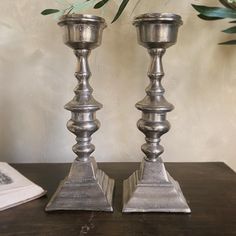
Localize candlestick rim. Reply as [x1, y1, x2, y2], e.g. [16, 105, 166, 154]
[58, 14, 107, 28]
[133, 13, 183, 26]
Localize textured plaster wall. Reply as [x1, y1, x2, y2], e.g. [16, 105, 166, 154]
[0, 0, 236, 171]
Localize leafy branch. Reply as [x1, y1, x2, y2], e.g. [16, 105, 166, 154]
[192, 0, 236, 45]
[41, 0, 132, 23]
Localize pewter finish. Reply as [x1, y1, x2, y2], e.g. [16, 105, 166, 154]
[133, 13, 183, 25]
[46, 15, 114, 212]
[123, 160, 190, 213]
[123, 13, 190, 213]
[133, 13, 183, 49]
[136, 47, 172, 162]
[46, 158, 114, 211]
[58, 14, 107, 50]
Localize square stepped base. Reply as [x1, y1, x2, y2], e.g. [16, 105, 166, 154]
[46, 157, 114, 212]
[123, 159, 191, 213]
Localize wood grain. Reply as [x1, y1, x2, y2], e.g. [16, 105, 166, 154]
[0, 162, 235, 236]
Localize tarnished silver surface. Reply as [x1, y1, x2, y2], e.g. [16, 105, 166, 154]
[46, 14, 114, 212]
[123, 13, 190, 213]
[123, 159, 190, 213]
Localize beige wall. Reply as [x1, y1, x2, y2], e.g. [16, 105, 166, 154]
[0, 0, 236, 171]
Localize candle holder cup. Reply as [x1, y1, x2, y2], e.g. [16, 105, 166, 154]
[123, 13, 191, 213]
[46, 14, 114, 212]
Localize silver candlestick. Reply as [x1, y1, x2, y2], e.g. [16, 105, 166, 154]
[123, 13, 191, 213]
[46, 14, 114, 212]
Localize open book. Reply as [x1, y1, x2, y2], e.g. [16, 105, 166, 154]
[0, 162, 46, 211]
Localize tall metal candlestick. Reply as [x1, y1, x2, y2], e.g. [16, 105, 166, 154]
[123, 13, 191, 213]
[46, 14, 114, 212]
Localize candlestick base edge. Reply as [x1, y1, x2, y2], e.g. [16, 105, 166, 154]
[45, 157, 114, 212]
[122, 159, 191, 213]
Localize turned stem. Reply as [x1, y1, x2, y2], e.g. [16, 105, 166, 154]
[65, 49, 102, 162]
[136, 48, 174, 162]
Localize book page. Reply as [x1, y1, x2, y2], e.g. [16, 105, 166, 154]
[0, 162, 37, 192]
[0, 162, 46, 210]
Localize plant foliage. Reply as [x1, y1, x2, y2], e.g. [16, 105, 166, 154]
[192, 0, 236, 45]
[41, 0, 132, 23]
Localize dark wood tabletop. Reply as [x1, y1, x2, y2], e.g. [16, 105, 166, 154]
[0, 162, 235, 236]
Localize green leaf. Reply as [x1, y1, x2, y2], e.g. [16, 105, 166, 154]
[53, 9, 66, 20]
[222, 25, 236, 33]
[219, 0, 233, 9]
[219, 0, 236, 10]
[112, 0, 129, 23]
[198, 14, 223, 20]
[192, 4, 236, 19]
[41, 9, 60, 15]
[72, 0, 96, 13]
[219, 39, 236, 45]
[94, 0, 110, 9]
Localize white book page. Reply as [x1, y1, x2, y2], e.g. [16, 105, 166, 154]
[0, 162, 37, 192]
[0, 162, 46, 210]
[0, 185, 46, 211]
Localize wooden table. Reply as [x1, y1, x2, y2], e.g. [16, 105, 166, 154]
[0, 162, 235, 236]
